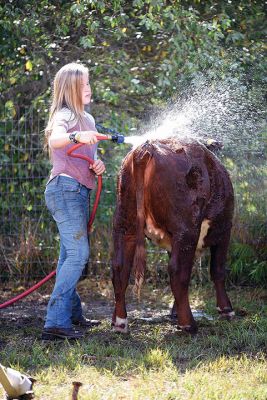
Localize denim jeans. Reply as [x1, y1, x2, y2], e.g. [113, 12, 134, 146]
[44, 175, 91, 328]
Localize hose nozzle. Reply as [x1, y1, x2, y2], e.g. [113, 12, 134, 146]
[111, 133, 125, 144]
[96, 123, 125, 144]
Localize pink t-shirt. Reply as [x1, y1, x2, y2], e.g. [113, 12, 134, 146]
[49, 108, 98, 189]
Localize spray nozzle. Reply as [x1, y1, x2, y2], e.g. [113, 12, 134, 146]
[110, 133, 125, 144]
[95, 123, 125, 145]
[95, 133, 125, 144]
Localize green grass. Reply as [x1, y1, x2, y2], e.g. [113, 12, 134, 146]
[0, 283, 266, 399]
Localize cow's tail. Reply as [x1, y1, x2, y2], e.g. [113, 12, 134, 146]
[132, 147, 151, 298]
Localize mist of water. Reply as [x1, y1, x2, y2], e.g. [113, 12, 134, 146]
[124, 79, 265, 152]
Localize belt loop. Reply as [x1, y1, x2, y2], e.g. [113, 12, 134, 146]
[55, 175, 60, 185]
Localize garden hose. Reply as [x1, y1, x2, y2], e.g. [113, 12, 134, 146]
[0, 130, 125, 310]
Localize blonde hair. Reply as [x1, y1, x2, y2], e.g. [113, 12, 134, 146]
[45, 63, 89, 145]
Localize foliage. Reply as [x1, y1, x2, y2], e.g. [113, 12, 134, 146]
[223, 153, 267, 286]
[0, 0, 266, 121]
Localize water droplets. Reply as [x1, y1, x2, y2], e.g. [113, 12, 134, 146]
[125, 79, 265, 152]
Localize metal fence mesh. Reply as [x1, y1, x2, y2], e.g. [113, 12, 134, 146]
[0, 111, 118, 281]
[1, 111, 265, 285]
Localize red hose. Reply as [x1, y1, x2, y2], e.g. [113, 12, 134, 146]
[0, 137, 108, 309]
[66, 142, 103, 232]
[0, 271, 56, 309]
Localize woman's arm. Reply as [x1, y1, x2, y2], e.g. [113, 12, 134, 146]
[49, 128, 98, 148]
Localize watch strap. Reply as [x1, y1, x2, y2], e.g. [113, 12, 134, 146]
[69, 131, 79, 143]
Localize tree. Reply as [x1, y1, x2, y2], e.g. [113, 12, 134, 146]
[1, 0, 265, 123]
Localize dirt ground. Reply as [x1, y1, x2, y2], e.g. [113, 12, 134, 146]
[0, 278, 266, 400]
[0, 278, 178, 344]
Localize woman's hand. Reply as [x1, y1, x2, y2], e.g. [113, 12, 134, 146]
[77, 131, 98, 145]
[90, 159, 106, 175]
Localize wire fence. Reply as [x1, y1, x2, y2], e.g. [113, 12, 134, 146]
[0, 110, 266, 285]
[0, 111, 108, 281]
[0, 111, 169, 284]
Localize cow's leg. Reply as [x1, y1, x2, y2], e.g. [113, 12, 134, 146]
[168, 237, 198, 334]
[112, 234, 136, 333]
[210, 231, 234, 319]
[167, 251, 177, 319]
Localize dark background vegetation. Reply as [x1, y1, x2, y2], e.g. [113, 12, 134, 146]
[0, 0, 266, 286]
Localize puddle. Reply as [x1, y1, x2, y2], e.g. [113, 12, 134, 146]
[192, 309, 214, 321]
[133, 309, 213, 324]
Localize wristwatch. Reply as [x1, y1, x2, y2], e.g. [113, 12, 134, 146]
[69, 131, 79, 143]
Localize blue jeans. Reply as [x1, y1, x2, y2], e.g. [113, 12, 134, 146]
[44, 175, 91, 329]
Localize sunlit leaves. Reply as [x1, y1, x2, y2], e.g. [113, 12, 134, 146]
[25, 60, 33, 71]
[0, 0, 266, 120]
[80, 36, 95, 49]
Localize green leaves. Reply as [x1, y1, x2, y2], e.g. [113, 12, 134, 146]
[80, 36, 95, 49]
[0, 0, 266, 118]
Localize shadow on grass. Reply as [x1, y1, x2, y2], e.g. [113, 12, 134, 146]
[0, 280, 266, 380]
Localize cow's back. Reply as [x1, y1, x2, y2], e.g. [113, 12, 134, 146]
[117, 138, 234, 251]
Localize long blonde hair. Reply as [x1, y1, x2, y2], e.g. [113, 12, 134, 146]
[45, 63, 89, 145]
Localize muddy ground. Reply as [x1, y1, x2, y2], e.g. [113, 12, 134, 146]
[1, 277, 264, 350]
[0, 278, 178, 344]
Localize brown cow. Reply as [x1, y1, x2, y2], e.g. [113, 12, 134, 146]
[112, 138, 234, 334]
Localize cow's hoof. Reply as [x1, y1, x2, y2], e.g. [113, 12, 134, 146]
[178, 324, 198, 335]
[113, 325, 129, 334]
[112, 317, 129, 334]
[217, 307, 235, 320]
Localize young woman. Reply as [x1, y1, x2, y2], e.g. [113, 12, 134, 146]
[42, 63, 105, 341]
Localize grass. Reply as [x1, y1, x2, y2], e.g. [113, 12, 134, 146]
[0, 281, 266, 399]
